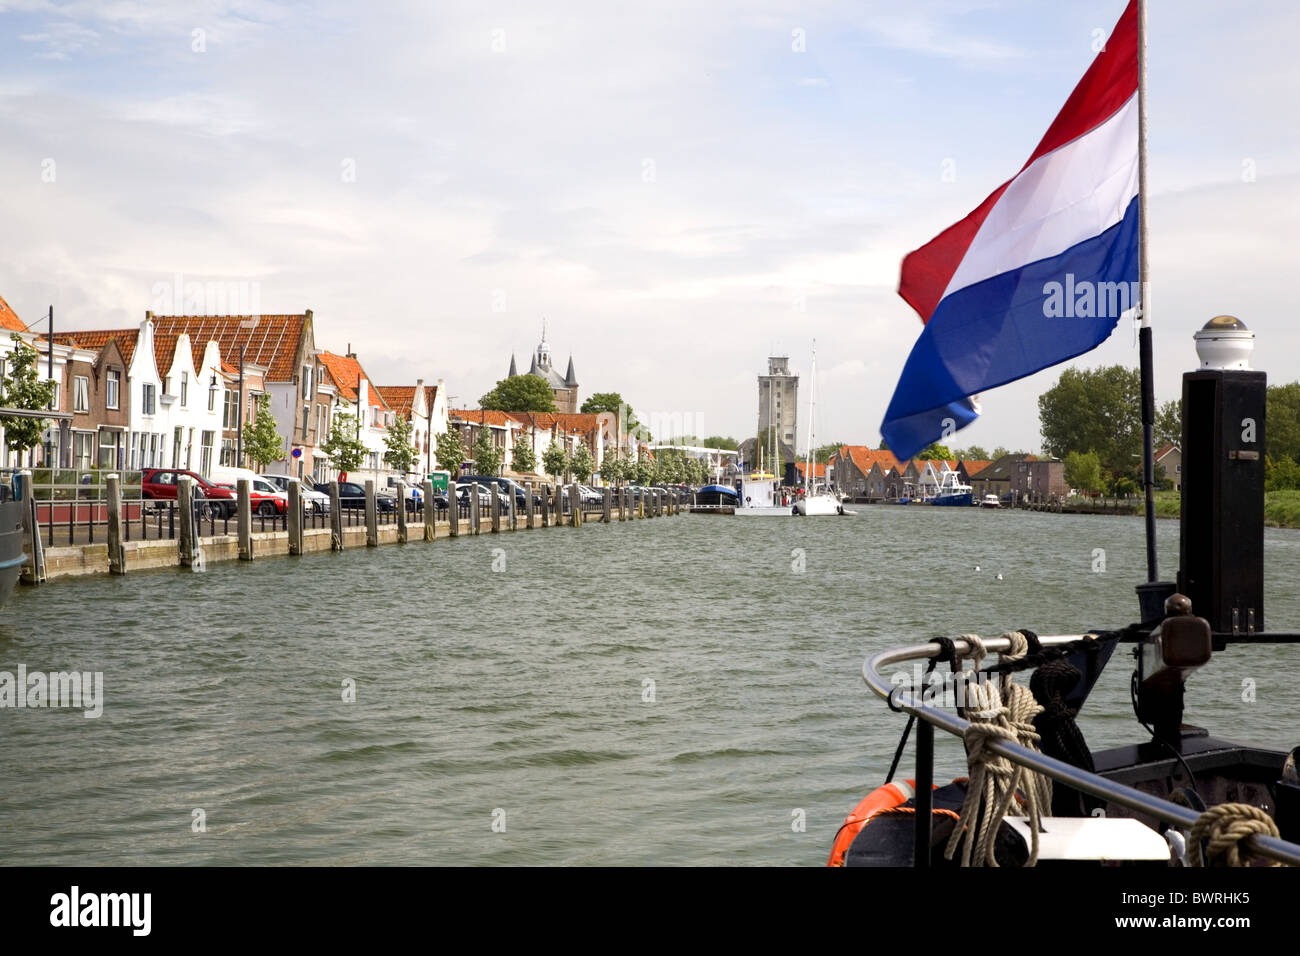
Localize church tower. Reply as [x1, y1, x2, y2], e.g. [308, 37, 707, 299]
[507, 321, 579, 413]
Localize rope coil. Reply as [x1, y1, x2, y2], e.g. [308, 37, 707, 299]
[1189, 803, 1285, 867]
[944, 632, 1051, 867]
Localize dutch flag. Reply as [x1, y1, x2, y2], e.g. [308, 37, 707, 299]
[881, 0, 1140, 460]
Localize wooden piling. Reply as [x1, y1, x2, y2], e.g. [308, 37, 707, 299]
[525, 482, 535, 529]
[540, 486, 550, 528]
[396, 480, 408, 543]
[618, 486, 626, 521]
[570, 482, 582, 527]
[330, 480, 344, 550]
[552, 482, 563, 527]
[236, 477, 253, 561]
[471, 488, 481, 535]
[449, 486, 460, 537]
[602, 487, 611, 523]
[422, 480, 436, 541]
[287, 479, 304, 555]
[508, 485, 517, 531]
[106, 473, 124, 574]
[490, 483, 500, 533]
[365, 479, 379, 547]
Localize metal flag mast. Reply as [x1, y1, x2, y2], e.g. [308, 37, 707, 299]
[1137, 0, 1159, 584]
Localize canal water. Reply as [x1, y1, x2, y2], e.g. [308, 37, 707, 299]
[2, 509, 1297, 865]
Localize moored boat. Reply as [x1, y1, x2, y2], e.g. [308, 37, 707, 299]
[930, 471, 973, 507]
[979, 494, 1000, 509]
[1, 471, 28, 605]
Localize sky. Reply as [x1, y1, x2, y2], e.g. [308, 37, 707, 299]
[2, 0, 1298, 454]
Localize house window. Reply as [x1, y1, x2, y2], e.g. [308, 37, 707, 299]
[181, 372, 189, 407]
[173, 427, 183, 468]
[200, 430, 214, 476]
[301, 365, 313, 398]
[48, 380, 60, 411]
[97, 430, 122, 469]
[317, 404, 327, 438]
[107, 369, 120, 409]
[74, 375, 90, 413]
[220, 438, 234, 467]
[142, 383, 156, 415]
[223, 390, 238, 428]
[74, 432, 94, 470]
[302, 407, 309, 438]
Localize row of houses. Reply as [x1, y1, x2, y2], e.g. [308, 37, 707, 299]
[0, 301, 440, 485]
[827, 446, 1068, 502]
[0, 299, 628, 489]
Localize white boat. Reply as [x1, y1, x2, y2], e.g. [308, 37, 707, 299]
[735, 472, 793, 516]
[792, 341, 845, 516]
[979, 494, 1001, 509]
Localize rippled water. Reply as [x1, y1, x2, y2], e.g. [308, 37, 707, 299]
[2, 509, 1297, 865]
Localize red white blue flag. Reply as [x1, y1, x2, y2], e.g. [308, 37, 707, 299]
[881, 0, 1139, 459]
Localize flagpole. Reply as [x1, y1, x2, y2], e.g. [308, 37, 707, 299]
[1137, 0, 1159, 584]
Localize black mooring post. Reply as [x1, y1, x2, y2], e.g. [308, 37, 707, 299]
[1139, 325, 1158, 582]
[914, 720, 934, 868]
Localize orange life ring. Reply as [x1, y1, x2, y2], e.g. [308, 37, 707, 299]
[828, 779, 926, 867]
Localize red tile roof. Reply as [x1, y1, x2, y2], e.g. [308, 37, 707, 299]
[839, 445, 901, 476]
[960, 459, 993, 477]
[795, 461, 827, 478]
[0, 295, 27, 333]
[498, 410, 600, 435]
[50, 329, 141, 367]
[319, 351, 387, 409]
[1155, 443, 1179, 461]
[376, 386, 418, 417]
[150, 314, 307, 383]
[450, 408, 516, 427]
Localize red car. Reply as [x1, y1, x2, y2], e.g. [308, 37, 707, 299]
[213, 478, 288, 517]
[141, 469, 238, 518]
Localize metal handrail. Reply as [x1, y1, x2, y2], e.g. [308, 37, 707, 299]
[863, 634, 1300, 867]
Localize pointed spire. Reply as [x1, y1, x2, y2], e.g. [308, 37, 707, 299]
[508, 353, 518, 377]
[565, 355, 577, 386]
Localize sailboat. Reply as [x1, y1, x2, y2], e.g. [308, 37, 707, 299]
[794, 343, 844, 516]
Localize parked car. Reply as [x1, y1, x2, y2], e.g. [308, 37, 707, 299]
[335, 480, 398, 512]
[141, 469, 238, 518]
[213, 478, 288, 517]
[460, 475, 538, 510]
[258, 473, 329, 514]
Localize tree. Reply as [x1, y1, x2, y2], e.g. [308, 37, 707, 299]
[916, 442, 954, 461]
[569, 442, 594, 482]
[479, 374, 556, 412]
[383, 413, 419, 474]
[1267, 382, 1300, 464]
[320, 412, 365, 476]
[1064, 450, 1103, 493]
[1038, 365, 1142, 474]
[542, 439, 568, 481]
[954, 445, 990, 461]
[701, 435, 739, 451]
[991, 446, 1011, 460]
[511, 434, 536, 474]
[813, 442, 843, 463]
[435, 429, 466, 475]
[1155, 399, 1182, 449]
[581, 392, 646, 437]
[0, 334, 58, 460]
[601, 446, 628, 485]
[632, 456, 653, 485]
[241, 393, 286, 471]
[1266, 455, 1300, 492]
[473, 426, 502, 475]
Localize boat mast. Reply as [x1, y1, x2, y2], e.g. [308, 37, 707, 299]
[805, 342, 816, 496]
[1137, 0, 1158, 583]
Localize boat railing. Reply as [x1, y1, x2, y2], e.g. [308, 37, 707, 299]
[862, 633, 1300, 867]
